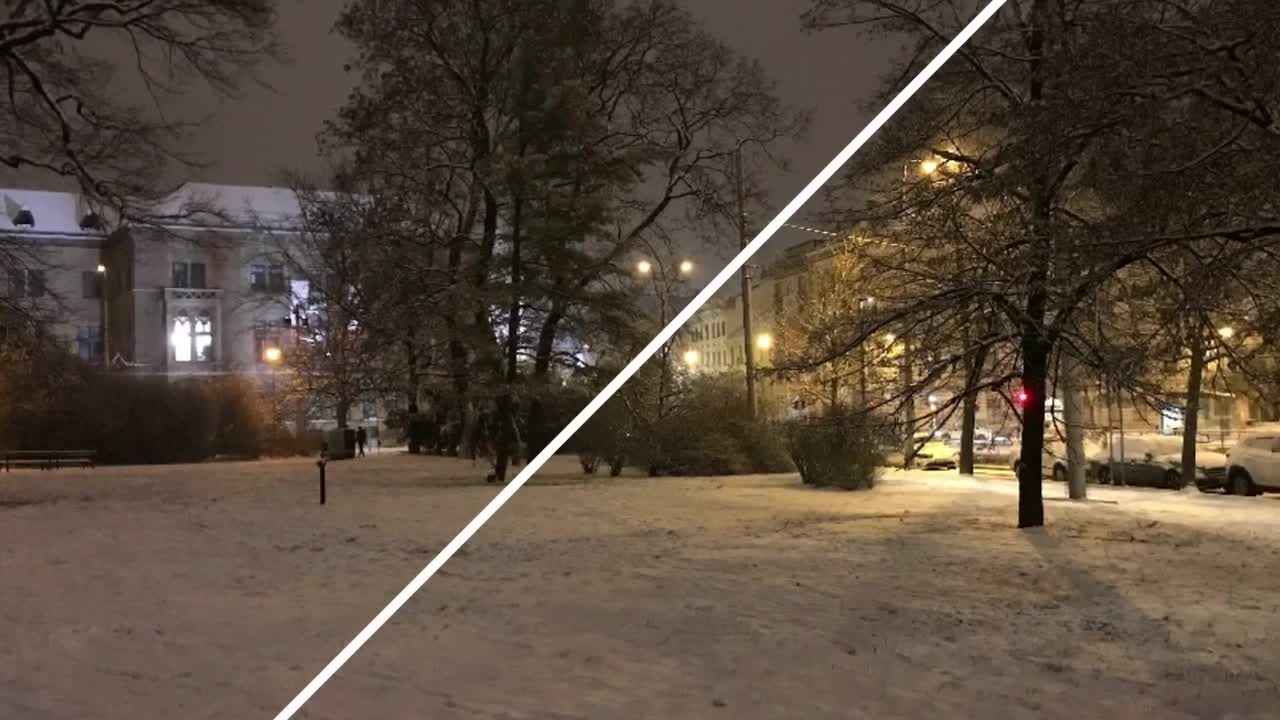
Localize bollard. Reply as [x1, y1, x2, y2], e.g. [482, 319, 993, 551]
[317, 458, 327, 504]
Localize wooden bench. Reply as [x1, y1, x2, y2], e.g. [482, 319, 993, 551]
[2, 450, 96, 471]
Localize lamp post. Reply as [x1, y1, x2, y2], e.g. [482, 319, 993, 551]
[96, 264, 109, 368]
[264, 346, 283, 427]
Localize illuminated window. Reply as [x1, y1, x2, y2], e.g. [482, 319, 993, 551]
[171, 310, 214, 363]
[195, 311, 213, 362]
[172, 311, 193, 362]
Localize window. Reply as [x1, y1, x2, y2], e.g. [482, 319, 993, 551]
[82, 271, 102, 299]
[249, 265, 267, 291]
[9, 269, 44, 298]
[75, 326, 101, 362]
[268, 265, 285, 292]
[171, 310, 214, 363]
[172, 311, 193, 362]
[171, 261, 207, 289]
[254, 326, 282, 363]
[195, 311, 213, 362]
[172, 262, 189, 288]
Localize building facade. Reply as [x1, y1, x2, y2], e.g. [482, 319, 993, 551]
[0, 183, 383, 431]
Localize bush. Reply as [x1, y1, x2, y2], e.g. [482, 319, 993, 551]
[783, 409, 891, 490]
[626, 374, 794, 477]
[0, 349, 308, 465]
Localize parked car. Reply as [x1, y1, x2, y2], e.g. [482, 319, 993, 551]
[914, 439, 958, 470]
[1009, 437, 1106, 482]
[1223, 432, 1280, 496]
[1094, 434, 1219, 490]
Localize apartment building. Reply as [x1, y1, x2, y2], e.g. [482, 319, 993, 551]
[0, 183, 308, 381]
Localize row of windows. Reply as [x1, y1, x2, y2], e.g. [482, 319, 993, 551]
[693, 320, 727, 341]
[14, 263, 289, 300]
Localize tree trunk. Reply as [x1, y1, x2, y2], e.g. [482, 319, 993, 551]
[1181, 326, 1206, 488]
[900, 337, 915, 469]
[1063, 353, 1088, 500]
[495, 195, 524, 484]
[958, 343, 989, 476]
[1018, 336, 1049, 528]
[526, 302, 565, 456]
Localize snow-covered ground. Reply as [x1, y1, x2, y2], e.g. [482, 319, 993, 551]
[2, 454, 1277, 719]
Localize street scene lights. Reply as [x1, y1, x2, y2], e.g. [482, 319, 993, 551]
[679, 259, 694, 275]
[756, 333, 772, 350]
[683, 349, 700, 367]
[920, 158, 940, 175]
[636, 259, 652, 275]
[96, 264, 106, 274]
[1218, 326, 1235, 340]
[263, 346, 283, 364]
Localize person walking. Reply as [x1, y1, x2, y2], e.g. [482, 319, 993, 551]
[356, 426, 367, 458]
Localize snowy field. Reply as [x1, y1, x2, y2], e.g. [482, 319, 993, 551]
[2, 453, 1278, 719]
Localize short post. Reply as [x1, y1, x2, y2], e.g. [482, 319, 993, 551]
[318, 441, 329, 505]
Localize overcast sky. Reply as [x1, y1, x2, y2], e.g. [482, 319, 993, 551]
[11, 1, 900, 264]
[186, 2, 895, 249]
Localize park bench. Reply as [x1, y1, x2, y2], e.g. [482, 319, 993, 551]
[1, 449, 96, 472]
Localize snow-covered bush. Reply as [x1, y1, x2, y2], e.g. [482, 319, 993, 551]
[784, 410, 890, 490]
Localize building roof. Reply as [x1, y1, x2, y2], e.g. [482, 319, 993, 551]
[0, 188, 102, 237]
[0, 182, 316, 237]
[144, 183, 308, 229]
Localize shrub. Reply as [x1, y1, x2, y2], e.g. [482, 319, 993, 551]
[574, 395, 630, 475]
[783, 409, 891, 490]
[627, 373, 794, 477]
[0, 348, 305, 465]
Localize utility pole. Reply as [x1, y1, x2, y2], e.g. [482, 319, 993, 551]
[735, 147, 756, 420]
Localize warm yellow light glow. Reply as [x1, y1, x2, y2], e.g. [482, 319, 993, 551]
[884, 333, 896, 345]
[96, 264, 106, 274]
[756, 333, 773, 350]
[636, 260, 652, 275]
[679, 260, 694, 275]
[920, 159, 940, 175]
[683, 349, 700, 366]
[1218, 326, 1235, 340]
[263, 346, 283, 364]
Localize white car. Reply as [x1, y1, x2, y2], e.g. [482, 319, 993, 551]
[1009, 437, 1106, 482]
[1223, 432, 1280, 496]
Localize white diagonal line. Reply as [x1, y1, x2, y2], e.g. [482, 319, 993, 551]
[271, 2, 1008, 717]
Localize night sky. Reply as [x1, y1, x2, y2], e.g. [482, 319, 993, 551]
[15, 1, 900, 261]
[197, 2, 896, 247]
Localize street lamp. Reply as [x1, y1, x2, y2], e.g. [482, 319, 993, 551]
[679, 259, 694, 275]
[756, 333, 772, 350]
[683, 349, 700, 367]
[636, 259, 652, 275]
[920, 159, 940, 175]
[263, 346, 283, 364]
[1217, 326, 1235, 340]
[96, 264, 109, 367]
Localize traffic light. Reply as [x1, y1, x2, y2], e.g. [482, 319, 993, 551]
[1015, 387, 1030, 407]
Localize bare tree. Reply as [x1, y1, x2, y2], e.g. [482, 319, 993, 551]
[800, 0, 1280, 527]
[0, 1, 279, 210]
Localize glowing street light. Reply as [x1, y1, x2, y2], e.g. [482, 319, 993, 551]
[756, 333, 773, 350]
[683, 349, 700, 367]
[636, 259, 652, 275]
[679, 259, 694, 275]
[920, 159, 940, 175]
[883, 333, 896, 345]
[263, 346, 283, 364]
[1217, 326, 1235, 340]
[96, 264, 106, 274]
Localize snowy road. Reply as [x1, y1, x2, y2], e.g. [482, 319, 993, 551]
[2, 454, 1277, 719]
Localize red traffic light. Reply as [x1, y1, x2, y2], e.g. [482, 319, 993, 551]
[1015, 388, 1030, 407]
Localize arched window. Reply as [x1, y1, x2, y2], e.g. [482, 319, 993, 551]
[195, 311, 213, 362]
[171, 311, 192, 362]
